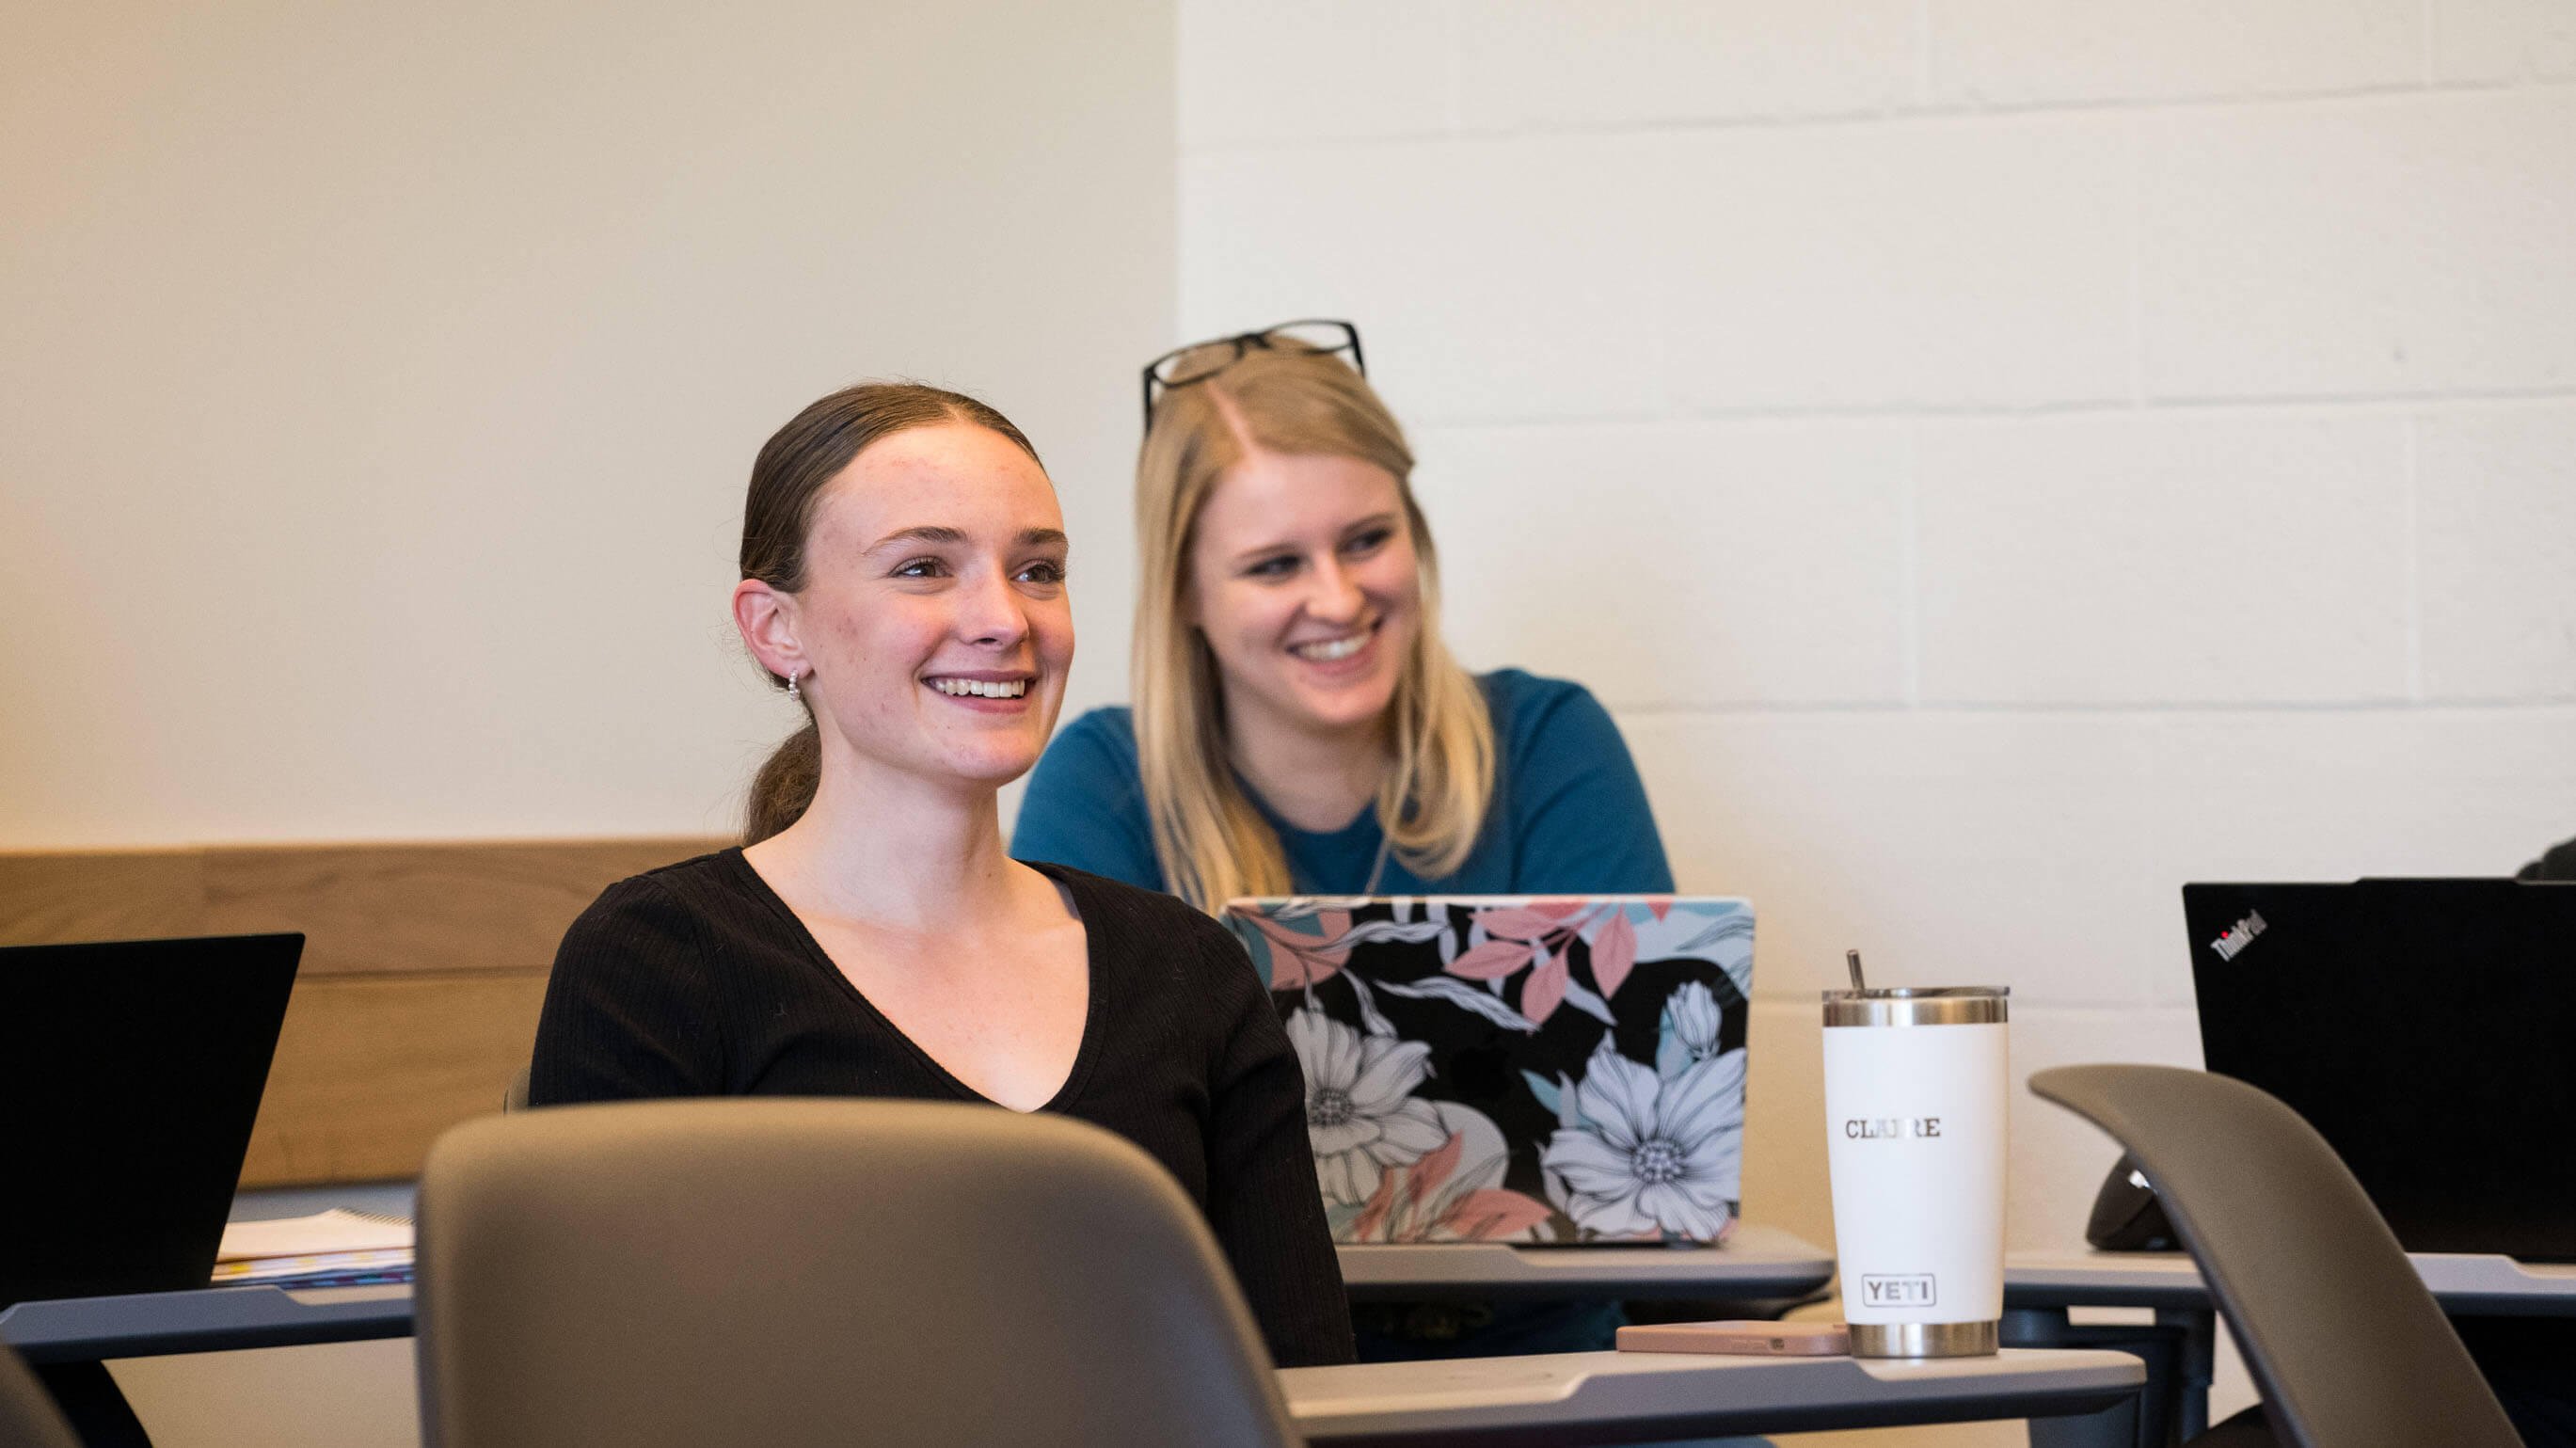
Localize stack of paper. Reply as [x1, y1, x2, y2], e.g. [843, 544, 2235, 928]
[212, 1249, 414, 1284]
[215, 1209, 414, 1287]
[218, 1208, 413, 1260]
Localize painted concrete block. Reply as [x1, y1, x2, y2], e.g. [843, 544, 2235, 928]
[2145, 708, 2576, 894]
[1932, 0, 2420, 105]
[1182, 136, 1671, 424]
[1916, 412, 2411, 704]
[1740, 999, 1838, 1252]
[1410, 419, 1908, 707]
[1622, 711, 2172, 1007]
[1457, 0, 1916, 129]
[2006, 1006, 2206, 1252]
[1181, 0, 1452, 149]
[1651, 115, 2131, 410]
[2416, 406, 2576, 701]
[2432, 0, 2576, 82]
[2141, 89, 2576, 399]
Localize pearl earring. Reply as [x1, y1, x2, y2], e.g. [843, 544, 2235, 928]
[786, 669, 802, 702]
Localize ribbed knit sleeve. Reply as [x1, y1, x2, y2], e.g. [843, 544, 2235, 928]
[528, 872, 727, 1105]
[1191, 914, 1356, 1368]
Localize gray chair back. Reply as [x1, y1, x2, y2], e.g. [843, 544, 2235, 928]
[414, 1098, 1302, 1448]
[0, 1343, 83, 1448]
[2029, 1064, 2520, 1448]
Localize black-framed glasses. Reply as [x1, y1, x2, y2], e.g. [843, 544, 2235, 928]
[1140, 319, 1365, 429]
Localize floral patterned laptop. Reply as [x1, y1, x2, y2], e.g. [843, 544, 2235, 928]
[1223, 895, 1753, 1247]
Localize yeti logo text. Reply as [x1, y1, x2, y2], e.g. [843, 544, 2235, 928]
[2210, 911, 2267, 962]
[1861, 1275, 1936, 1307]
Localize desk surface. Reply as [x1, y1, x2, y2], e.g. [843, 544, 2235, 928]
[7, 1225, 1838, 1365]
[1280, 1346, 2144, 1446]
[8, 1284, 2143, 1447]
[2008, 1249, 2576, 1316]
[1, 1283, 415, 1364]
[1336, 1224, 1834, 1300]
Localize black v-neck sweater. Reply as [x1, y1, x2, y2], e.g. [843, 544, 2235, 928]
[527, 850, 1355, 1368]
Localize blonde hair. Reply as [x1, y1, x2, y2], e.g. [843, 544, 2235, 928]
[1133, 345, 1494, 912]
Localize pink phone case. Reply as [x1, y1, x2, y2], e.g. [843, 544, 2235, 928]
[1614, 1320, 1851, 1356]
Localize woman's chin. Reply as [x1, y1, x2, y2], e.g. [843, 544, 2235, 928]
[1287, 677, 1401, 734]
[938, 740, 1047, 788]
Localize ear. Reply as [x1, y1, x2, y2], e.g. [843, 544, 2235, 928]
[732, 578, 805, 682]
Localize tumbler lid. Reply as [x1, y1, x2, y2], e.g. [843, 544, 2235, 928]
[1821, 985, 2009, 1026]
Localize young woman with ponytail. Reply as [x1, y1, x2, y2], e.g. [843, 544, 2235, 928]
[529, 381, 1353, 1368]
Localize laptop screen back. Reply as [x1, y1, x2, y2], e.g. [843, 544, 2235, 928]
[2185, 881, 2576, 1261]
[0, 933, 303, 1307]
[1227, 896, 1753, 1247]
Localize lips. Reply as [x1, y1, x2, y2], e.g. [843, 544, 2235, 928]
[1288, 622, 1376, 662]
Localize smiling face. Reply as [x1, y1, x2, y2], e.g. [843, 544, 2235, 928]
[738, 422, 1073, 792]
[1185, 446, 1421, 744]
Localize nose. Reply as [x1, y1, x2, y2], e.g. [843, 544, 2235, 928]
[959, 566, 1030, 650]
[1306, 555, 1365, 624]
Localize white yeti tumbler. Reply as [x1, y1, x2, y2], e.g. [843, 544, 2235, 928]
[1821, 985, 2010, 1358]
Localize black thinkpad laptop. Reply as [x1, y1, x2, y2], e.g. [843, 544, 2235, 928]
[0, 933, 303, 1308]
[2185, 880, 2576, 1261]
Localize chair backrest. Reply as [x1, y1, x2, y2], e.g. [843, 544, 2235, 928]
[0, 1343, 84, 1448]
[2029, 1064, 2521, 1448]
[414, 1098, 1302, 1448]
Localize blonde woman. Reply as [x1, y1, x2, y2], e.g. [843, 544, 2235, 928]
[1011, 326, 1669, 1359]
[1013, 320, 1671, 911]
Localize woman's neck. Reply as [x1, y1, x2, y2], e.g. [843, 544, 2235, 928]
[745, 746, 1021, 932]
[1228, 704, 1389, 834]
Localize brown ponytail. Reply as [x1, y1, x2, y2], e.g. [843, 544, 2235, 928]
[739, 381, 1042, 843]
[744, 720, 822, 844]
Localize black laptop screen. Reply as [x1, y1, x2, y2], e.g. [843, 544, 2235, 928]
[0, 932, 302, 1307]
[2185, 881, 2576, 1261]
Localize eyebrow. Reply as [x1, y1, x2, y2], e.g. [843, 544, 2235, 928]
[1228, 513, 1397, 565]
[867, 525, 1068, 551]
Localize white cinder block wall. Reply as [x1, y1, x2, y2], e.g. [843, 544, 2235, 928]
[1180, 2, 2576, 1421]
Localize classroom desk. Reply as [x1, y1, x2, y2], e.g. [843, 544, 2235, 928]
[20, 1191, 2094, 1448]
[1336, 1224, 1835, 1301]
[4, 1227, 1838, 1367]
[7, 1289, 2144, 1448]
[1280, 1346, 2147, 1447]
[2003, 1249, 2576, 1446]
[4, 1184, 423, 1447]
[2, 1282, 415, 1365]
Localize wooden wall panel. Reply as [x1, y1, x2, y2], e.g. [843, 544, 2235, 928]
[241, 970, 551, 1186]
[199, 837, 727, 974]
[0, 849, 207, 945]
[2, 835, 729, 1185]
[0, 836, 725, 965]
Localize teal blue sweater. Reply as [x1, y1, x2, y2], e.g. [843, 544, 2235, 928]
[1011, 669, 1673, 896]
